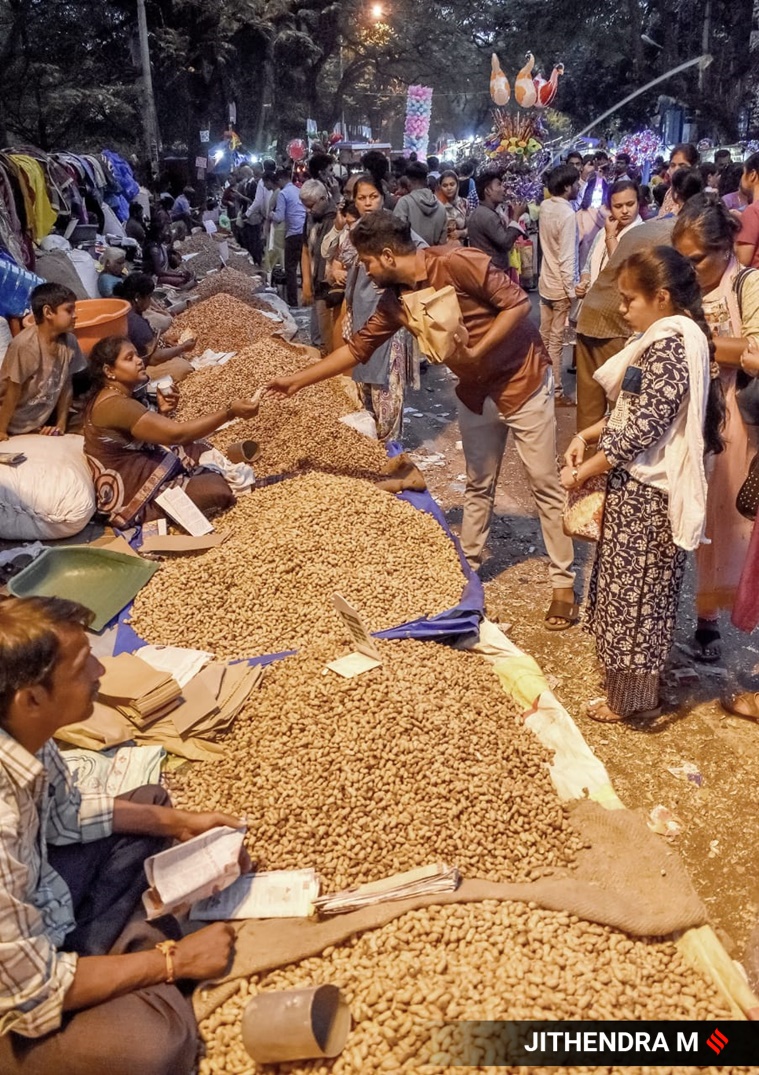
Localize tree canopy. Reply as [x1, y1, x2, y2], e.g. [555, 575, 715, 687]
[0, 0, 754, 157]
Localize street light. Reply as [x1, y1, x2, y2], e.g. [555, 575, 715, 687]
[371, 3, 384, 18]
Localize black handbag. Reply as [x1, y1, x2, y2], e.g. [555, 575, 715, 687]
[736, 453, 759, 520]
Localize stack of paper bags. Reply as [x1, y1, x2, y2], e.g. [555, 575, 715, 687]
[58, 650, 263, 761]
[136, 660, 264, 759]
[97, 653, 182, 729]
[56, 702, 133, 751]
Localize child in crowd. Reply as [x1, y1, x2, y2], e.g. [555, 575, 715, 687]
[0, 283, 85, 440]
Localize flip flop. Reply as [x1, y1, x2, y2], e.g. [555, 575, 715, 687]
[720, 690, 759, 722]
[586, 698, 662, 723]
[686, 625, 722, 664]
[544, 598, 580, 631]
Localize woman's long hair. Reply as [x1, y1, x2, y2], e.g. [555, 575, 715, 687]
[617, 245, 725, 455]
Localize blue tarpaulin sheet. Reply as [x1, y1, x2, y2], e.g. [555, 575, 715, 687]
[112, 442, 484, 661]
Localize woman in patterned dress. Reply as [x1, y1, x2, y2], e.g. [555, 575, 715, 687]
[560, 247, 726, 723]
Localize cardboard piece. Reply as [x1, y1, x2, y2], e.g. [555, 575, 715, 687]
[326, 593, 382, 679]
[140, 533, 229, 554]
[170, 673, 220, 737]
[87, 532, 142, 559]
[189, 663, 263, 738]
[326, 652, 381, 679]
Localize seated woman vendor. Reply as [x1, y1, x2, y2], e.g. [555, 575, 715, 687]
[84, 336, 260, 528]
[143, 221, 195, 291]
[115, 272, 195, 383]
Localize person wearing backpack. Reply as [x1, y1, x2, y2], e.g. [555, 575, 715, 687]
[672, 195, 759, 662]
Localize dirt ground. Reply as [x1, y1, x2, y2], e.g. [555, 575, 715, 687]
[400, 351, 759, 973]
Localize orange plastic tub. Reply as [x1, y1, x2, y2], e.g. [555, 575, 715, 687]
[23, 298, 130, 354]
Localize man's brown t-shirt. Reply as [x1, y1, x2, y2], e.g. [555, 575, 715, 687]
[348, 247, 548, 415]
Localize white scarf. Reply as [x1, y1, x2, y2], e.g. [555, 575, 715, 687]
[593, 314, 710, 551]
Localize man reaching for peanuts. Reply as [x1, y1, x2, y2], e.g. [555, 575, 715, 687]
[0, 597, 244, 1075]
[266, 210, 578, 630]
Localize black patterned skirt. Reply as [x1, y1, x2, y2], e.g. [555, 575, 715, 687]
[586, 468, 686, 712]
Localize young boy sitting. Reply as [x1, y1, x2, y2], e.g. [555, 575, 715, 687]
[0, 283, 85, 441]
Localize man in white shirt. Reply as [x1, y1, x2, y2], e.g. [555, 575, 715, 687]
[538, 164, 580, 403]
[0, 597, 241, 1075]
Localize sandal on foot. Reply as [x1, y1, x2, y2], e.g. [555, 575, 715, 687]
[544, 598, 580, 631]
[688, 625, 722, 663]
[720, 690, 759, 722]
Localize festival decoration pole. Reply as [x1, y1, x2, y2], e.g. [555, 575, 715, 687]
[570, 54, 712, 142]
[403, 85, 433, 158]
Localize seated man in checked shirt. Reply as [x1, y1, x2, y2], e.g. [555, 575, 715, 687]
[0, 597, 243, 1075]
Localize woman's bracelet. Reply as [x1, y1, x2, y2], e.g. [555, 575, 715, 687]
[574, 433, 589, 448]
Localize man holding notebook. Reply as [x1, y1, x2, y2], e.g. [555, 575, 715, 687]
[0, 596, 242, 1075]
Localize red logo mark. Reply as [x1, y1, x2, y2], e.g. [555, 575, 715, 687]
[706, 1028, 728, 1055]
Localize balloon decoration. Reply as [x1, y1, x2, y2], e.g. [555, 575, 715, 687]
[617, 129, 665, 166]
[403, 85, 434, 158]
[490, 53, 510, 106]
[534, 63, 565, 109]
[286, 138, 307, 162]
[513, 53, 565, 110]
[481, 51, 566, 205]
[514, 54, 538, 109]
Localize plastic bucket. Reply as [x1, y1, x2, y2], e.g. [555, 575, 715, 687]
[241, 984, 351, 1064]
[23, 298, 130, 355]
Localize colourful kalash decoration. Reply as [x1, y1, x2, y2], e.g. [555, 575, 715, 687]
[617, 129, 666, 167]
[483, 51, 564, 185]
[403, 85, 434, 158]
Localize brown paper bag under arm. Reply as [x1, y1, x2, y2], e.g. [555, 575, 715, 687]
[400, 285, 468, 365]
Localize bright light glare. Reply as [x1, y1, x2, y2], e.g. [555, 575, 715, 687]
[212, 149, 224, 162]
[371, 3, 383, 18]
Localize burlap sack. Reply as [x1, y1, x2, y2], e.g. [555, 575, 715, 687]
[193, 800, 707, 1019]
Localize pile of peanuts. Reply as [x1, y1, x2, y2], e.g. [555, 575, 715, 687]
[166, 640, 582, 888]
[171, 293, 283, 355]
[198, 901, 736, 1075]
[173, 308, 391, 479]
[129, 478, 464, 656]
[144, 293, 738, 1071]
[178, 233, 232, 276]
[195, 268, 273, 310]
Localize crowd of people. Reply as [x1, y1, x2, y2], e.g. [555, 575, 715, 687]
[255, 140, 759, 725]
[2, 134, 759, 1072]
